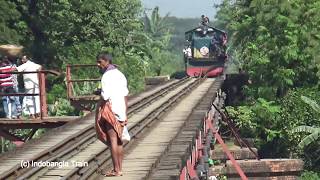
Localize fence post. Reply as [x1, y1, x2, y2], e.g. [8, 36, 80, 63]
[66, 65, 72, 99]
[38, 71, 47, 118]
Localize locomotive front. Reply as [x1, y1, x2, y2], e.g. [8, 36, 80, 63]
[183, 26, 227, 77]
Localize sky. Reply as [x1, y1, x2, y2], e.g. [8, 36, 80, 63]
[142, 0, 222, 19]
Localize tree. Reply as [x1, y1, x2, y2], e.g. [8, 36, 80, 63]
[11, 0, 147, 66]
[0, 1, 24, 44]
[143, 6, 172, 76]
[8, 0, 152, 92]
[215, 0, 320, 171]
[292, 125, 320, 149]
[292, 96, 320, 149]
[215, 0, 320, 98]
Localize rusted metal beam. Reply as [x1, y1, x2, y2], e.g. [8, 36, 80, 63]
[208, 116, 248, 180]
[66, 64, 97, 67]
[0, 118, 74, 129]
[39, 71, 47, 118]
[68, 79, 100, 82]
[66, 65, 72, 98]
[212, 103, 260, 160]
[0, 70, 60, 75]
[213, 129, 248, 180]
[66, 64, 100, 105]
[0, 93, 39, 96]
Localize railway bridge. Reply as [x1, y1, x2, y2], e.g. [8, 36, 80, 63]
[0, 66, 303, 180]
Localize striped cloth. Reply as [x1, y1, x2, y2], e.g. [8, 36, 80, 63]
[95, 101, 124, 145]
[0, 64, 14, 88]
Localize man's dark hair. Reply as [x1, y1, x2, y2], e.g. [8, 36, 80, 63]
[96, 52, 113, 64]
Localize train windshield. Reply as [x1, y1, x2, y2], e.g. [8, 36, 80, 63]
[194, 30, 215, 38]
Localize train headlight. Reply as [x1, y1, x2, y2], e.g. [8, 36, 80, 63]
[200, 46, 209, 56]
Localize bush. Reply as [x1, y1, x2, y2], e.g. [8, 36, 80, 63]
[300, 171, 320, 180]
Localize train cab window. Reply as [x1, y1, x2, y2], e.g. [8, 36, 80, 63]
[207, 28, 215, 37]
[185, 32, 192, 41]
[194, 31, 206, 37]
[207, 31, 215, 37]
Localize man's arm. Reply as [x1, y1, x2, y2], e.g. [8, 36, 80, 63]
[124, 96, 128, 115]
[16, 63, 27, 72]
[100, 74, 111, 101]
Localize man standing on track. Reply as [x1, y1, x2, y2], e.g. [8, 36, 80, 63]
[95, 52, 129, 177]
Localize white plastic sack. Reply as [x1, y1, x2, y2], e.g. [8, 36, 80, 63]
[122, 126, 131, 142]
[208, 176, 218, 180]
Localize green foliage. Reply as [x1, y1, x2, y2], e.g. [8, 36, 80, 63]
[0, 128, 47, 153]
[300, 171, 320, 180]
[292, 126, 320, 149]
[301, 96, 320, 113]
[217, 175, 227, 180]
[280, 89, 320, 130]
[226, 106, 256, 137]
[144, 6, 171, 39]
[0, 137, 14, 153]
[227, 98, 281, 142]
[216, 0, 320, 98]
[215, 0, 320, 171]
[0, 1, 189, 153]
[291, 96, 320, 149]
[1, 1, 184, 94]
[0, 1, 24, 44]
[5, 0, 162, 101]
[229, 87, 320, 166]
[48, 98, 77, 116]
[143, 6, 174, 76]
[47, 83, 67, 104]
[11, 0, 145, 63]
[277, 89, 320, 168]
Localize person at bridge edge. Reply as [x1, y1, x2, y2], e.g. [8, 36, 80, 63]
[95, 52, 129, 177]
[0, 57, 17, 119]
[200, 15, 209, 26]
[14, 55, 42, 119]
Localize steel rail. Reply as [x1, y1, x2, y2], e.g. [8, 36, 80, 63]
[63, 78, 204, 180]
[3, 77, 190, 179]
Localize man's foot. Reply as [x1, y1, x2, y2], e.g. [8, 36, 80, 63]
[102, 169, 123, 177]
[35, 113, 41, 118]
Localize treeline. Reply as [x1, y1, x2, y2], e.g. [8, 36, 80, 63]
[0, 1, 187, 113]
[0, 1, 189, 152]
[214, 0, 320, 176]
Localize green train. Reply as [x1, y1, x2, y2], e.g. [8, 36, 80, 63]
[183, 25, 228, 77]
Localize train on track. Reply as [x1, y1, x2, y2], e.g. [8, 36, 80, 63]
[183, 25, 228, 77]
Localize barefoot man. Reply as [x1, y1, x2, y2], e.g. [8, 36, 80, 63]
[95, 52, 129, 177]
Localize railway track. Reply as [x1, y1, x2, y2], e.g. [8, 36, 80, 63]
[147, 78, 223, 180]
[93, 78, 221, 180]
[21, 77, 201, 180]
[0, 77, 200, 179]
[0, 76, 224, 180]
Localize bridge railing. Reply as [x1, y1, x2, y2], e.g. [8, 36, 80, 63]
[0, 70, 59, 119]
[66, 64, 101, 111]
[179, 92, 248, 180]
